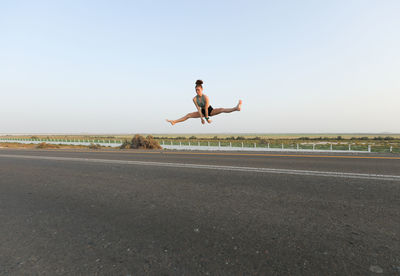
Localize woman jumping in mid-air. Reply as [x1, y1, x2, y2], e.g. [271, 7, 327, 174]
[166, 80, 242, 126]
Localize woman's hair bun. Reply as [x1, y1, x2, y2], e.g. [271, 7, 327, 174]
[195, 79, 203, 86]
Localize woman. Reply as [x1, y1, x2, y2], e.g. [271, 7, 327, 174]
[166, 80, 242, 126]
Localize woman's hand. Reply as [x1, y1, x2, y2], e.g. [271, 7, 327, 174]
[201, 118, 206, 124]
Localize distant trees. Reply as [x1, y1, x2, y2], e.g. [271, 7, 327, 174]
[374, 136, 395, 140]
[151, 135, 398, 142]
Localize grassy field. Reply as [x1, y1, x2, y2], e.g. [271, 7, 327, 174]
[2, 133, 400, 142]
[1, 134, 400, 153]
[2, 133, 400, 140]
[150, 133, 400, 139]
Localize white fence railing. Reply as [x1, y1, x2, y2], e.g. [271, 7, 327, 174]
[0, 138, 394, 153]
[0, 138, 123, 148]
[160, 141, 374, 153]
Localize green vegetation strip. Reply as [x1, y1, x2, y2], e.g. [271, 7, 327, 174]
[1, 135, 400, 153]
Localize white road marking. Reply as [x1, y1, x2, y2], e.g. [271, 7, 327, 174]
[0, 153, 399, 181]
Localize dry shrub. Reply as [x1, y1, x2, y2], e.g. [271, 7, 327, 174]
[120, 135, 162, 149]
[120, 140, 131, 149]
[88, 143, 101, 150]
[37, 142, 60, 149]
[131, 134, 148, 149]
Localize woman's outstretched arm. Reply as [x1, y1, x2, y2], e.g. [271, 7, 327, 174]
[203, 95, 212, 123]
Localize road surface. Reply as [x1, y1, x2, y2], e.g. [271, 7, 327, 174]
[0, 148, 399, 275]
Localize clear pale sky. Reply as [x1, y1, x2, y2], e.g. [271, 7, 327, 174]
[1, 0, 399, 134]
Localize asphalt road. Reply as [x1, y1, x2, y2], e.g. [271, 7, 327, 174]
[0, 148, 399, 275]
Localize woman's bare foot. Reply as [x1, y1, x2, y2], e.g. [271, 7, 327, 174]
[166, 119, 175, 126]
[236, 100, 243, 111]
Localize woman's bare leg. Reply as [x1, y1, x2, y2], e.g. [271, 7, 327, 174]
[210, 100, 242, 116]
[166, 112, 200, 125]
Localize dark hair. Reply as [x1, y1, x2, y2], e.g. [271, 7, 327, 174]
[195, 79, 203, 88]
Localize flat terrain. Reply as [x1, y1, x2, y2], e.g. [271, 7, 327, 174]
[0, 148, 399, 275]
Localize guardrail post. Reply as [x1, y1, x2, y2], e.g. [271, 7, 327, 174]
[241, 142, 243, 148]
[268, 143, 270, 149]
[208, 141, 210, 147]
[368, 145, 371, 152]
[179, 141, 182, 146]
[282, 143, 284, 150]
[254, 143, 256, 148]
[189, 141, 190, 146]
[297, 144, 299, 150]
[390, 146, 393, 152]
[349, 144, 351, 151]
[330, 144, 333, 151]
[198, 141, 200, 146]
[313, 144, 315, 151]
[218, 141, 220, 147]
[230, 142, 232, 147]
[171, 141, 173, 146]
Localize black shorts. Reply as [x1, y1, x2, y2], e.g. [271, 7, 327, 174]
[201, 106, 213, 117]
